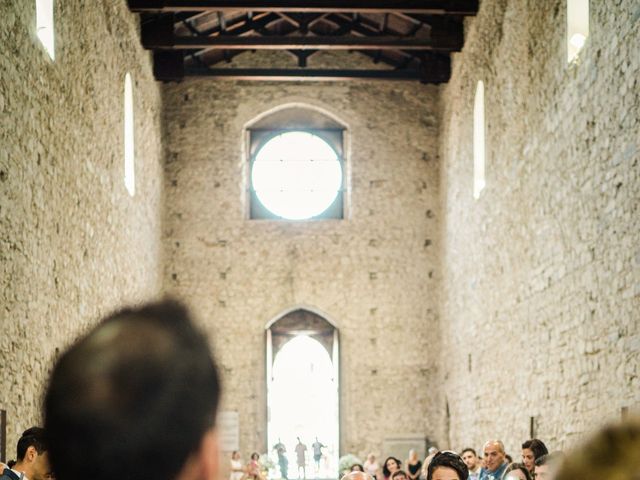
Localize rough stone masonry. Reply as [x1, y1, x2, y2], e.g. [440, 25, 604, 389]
[0, 0, 638, 462]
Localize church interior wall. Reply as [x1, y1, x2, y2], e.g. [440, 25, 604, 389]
[161, 78, 444, 458]
[438, 0, 640, 455]
[0, 2, 164, 449]
[1, 0, 638, 465]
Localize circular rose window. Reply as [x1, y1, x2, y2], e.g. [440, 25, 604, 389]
[251, 131, 342, 220]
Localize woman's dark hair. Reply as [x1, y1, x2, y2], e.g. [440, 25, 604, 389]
[251, 452, 260, 460]
[351, 464, 365, 472]
[504, 463, 532, 480]
[426, 451, 468, 480]
[521, 439, 549, 460]
[383, 457, 402, 477]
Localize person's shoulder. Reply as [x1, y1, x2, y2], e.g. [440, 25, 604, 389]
[0, 469, 19, 480]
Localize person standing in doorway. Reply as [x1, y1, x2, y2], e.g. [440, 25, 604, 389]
[311, 437, 325, 474]
[295, 437, 308, 479]
[273, 439, 289, 480]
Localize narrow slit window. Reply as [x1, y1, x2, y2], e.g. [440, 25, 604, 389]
[36, 0, 55, 60]
[473, 80, 486, 200]
[124, 73, 135, 196]
[567, 0, 589, 63]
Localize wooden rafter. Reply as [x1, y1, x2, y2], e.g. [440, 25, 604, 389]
[130, 1, 476, 83]
[129, 0, 479, 15]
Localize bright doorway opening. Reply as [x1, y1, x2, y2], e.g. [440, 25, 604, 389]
[267, 311, 339, 480]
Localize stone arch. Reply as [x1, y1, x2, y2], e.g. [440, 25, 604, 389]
[266, 307, 340, 474]
[244, 101, 350, 131]
[243, 102, 351, 220]
[267, 307, 338, 359]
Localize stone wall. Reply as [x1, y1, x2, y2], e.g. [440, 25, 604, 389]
[0, 1, 164, 452]
[162, 76, 443, 458]
[439, 0, 640, 455]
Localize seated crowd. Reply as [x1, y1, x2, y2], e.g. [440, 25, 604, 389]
[343, 439, 559, 480]
[1, 300, 638, 480]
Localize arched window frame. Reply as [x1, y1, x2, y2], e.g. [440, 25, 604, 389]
[124, 73, 135, 197]
[473, 80, 486, 200]
[245, 106, 348, 221]
[36, 0, 55, 60]
[567, 0, 589, 64]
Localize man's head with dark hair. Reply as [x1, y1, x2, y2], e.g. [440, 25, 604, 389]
[426, 451, 468, 480]
[9, 427, 51, 480]
[16, 427, 48, 461]
[44, 300, 221, 480]
[460, 448, 479, 472]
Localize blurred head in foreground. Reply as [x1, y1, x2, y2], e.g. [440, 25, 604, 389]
[555, 418, 640, 480]
[44, 300, 221, 480]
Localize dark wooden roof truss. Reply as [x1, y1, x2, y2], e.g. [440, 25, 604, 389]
[128, 1, 478, 83]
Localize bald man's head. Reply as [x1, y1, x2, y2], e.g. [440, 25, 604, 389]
[341, 471, 374, 480]
[483, 440, 506, 472]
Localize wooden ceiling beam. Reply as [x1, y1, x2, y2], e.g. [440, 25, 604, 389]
[142, 34, 461, 51]
[129, 0, 479, 15]
[181, 67, 425, 81]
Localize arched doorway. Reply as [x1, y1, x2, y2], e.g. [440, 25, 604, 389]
[267, 309, 339, 479]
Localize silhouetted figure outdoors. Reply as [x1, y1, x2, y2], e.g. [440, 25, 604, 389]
[295, 437, 308, 479]
[273, 438, 289, 479]
[311, 437, 325, 472]
[0, 427, 51, 480]
[44, 300, 222, 480]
